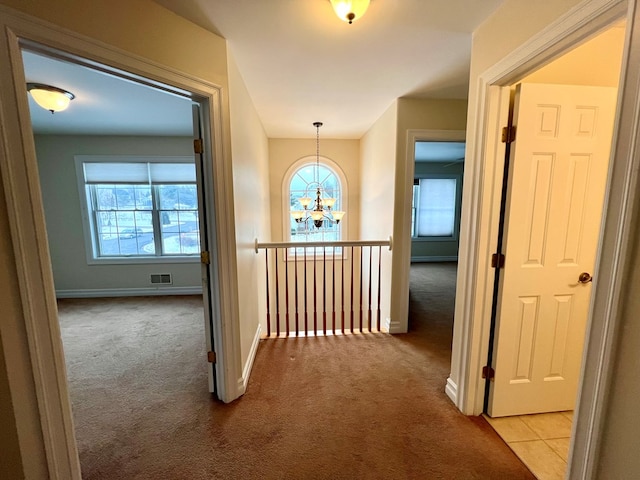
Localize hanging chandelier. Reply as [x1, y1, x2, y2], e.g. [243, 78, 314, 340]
[291, 122, 345, 229]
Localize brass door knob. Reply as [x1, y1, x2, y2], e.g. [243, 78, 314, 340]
[578, 272, 593, 284]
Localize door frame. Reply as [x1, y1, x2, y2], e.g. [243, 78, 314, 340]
[450, 0, 640, 478]
[0, 5, 241, 479]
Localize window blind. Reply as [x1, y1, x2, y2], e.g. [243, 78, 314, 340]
[83, 162, 196, 184]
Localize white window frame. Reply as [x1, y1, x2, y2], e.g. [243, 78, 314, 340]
[75, 155, 200, 265]
[412, 173, 463, 242]
[282, 155, 348, 257]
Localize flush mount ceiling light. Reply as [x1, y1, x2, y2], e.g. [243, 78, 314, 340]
[329, 0, 370, 24]
[27, 83, 75, 114]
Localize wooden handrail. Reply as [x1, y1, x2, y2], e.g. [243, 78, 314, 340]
[254, 237, 393, 253]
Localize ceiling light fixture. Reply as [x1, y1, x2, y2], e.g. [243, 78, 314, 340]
[291, 122, 345, 229]
[27, 83, 75, 114]
[330, 0, 370, 24]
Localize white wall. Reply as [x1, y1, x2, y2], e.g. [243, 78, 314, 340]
[35, 135, 201, 295]
[227, 52, 270, 382]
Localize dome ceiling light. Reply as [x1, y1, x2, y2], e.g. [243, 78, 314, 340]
[329, 0, 370, 24]
[27, 83, 75, 114]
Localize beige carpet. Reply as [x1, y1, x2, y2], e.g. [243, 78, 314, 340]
[58, 263, 534, 479]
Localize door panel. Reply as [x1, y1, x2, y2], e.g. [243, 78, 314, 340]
[488, 83, 616, 417]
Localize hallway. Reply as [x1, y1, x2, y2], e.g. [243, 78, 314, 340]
[58, 263, 533, 479]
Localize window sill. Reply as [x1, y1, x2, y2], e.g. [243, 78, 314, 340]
[86, 255, 200, 266]
[411, 236, 458, 243]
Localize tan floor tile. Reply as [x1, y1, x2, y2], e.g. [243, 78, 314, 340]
[545, 437, 571, 462]
[561, 410, 574, 422]
[509, 440, 567, 480]
[483, 414, 540, 442]
[520, 412, 573, 439]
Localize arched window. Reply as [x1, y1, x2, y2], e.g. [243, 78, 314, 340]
[287, 159, 345, 243]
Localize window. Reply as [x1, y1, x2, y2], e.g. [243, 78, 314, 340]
[76, 157, 200, 261]
[412, 175, 461, 240]
[288, 162, 344, 243]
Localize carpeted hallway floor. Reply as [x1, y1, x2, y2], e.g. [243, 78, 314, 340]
[57, 263, 534, 479]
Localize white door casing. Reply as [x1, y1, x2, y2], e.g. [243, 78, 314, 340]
[488, 83, 617, 417]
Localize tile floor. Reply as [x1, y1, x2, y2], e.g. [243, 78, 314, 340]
[484, 411, 573, 480]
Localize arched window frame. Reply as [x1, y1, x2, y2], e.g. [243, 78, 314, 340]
[282, 155, 348, 247]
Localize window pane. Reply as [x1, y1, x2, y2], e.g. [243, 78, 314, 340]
[157, 184, 198, 210]
[158, 184, 200, 255]
[289, 163, 342, 243]
[417, 178, 456, 237]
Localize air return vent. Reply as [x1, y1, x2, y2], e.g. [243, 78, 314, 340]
[150, 273, 172, 285]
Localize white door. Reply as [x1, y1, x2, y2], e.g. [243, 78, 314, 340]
[487, 83, 617, 417]
[192, 104, 218, 395]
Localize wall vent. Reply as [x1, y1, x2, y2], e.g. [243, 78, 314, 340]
[150, 273, 172, 285]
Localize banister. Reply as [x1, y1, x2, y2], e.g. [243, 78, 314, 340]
[254, 236, 393, 253]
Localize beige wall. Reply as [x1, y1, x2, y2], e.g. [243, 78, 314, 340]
[523, 23, 625, 87]
[269, 138, 361, 242]
[0, 334, 23, 480]
[360, 102, 397, 327]
[227, 52, 270, 367]
[390, 98, 468, 331]
[0, 0, 228, 87]
[0, 0, 234, 476]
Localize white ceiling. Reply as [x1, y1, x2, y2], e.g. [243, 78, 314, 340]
[23, 50, 194, 136]
[415, 141, 465, 163]
[154, 0, 503, 138]
[22, 0, 505, 139]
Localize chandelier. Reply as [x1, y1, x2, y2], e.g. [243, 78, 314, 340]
[291, 122, 345, 229]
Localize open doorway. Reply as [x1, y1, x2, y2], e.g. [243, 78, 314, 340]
[20, 43, 224, 474]
[479, 20, 626, 479]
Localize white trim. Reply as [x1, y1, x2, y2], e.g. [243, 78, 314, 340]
[410, 256, 458, 263]
[238, 323, 262, 394]
[451, 1, 634, 479]
[445, 377, 458, 405]
[0, 4, 241, 478]
[55, 287, 203, 298]
[384, 318, 403, 334]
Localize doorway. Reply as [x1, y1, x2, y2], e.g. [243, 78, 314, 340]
[480, 19, 625, 479]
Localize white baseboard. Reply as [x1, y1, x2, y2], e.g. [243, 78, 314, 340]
[383, 317, 406, 334]
[238, 323, 262, 395]
[55, 286, 203, 298]
[445, 376, 458, 405]
[410, 256, 458, 263]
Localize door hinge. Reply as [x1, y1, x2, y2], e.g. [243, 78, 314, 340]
[200, 251, 210, 265]
[193, 138, 204, 154]
[501, 125, 516, 143]
[491, 253, 505, 269]
[482, 365, 495, 380]
[207, 351, 216, 363]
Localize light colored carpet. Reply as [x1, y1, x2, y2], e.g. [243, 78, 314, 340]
[57, 264, 534, 479]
